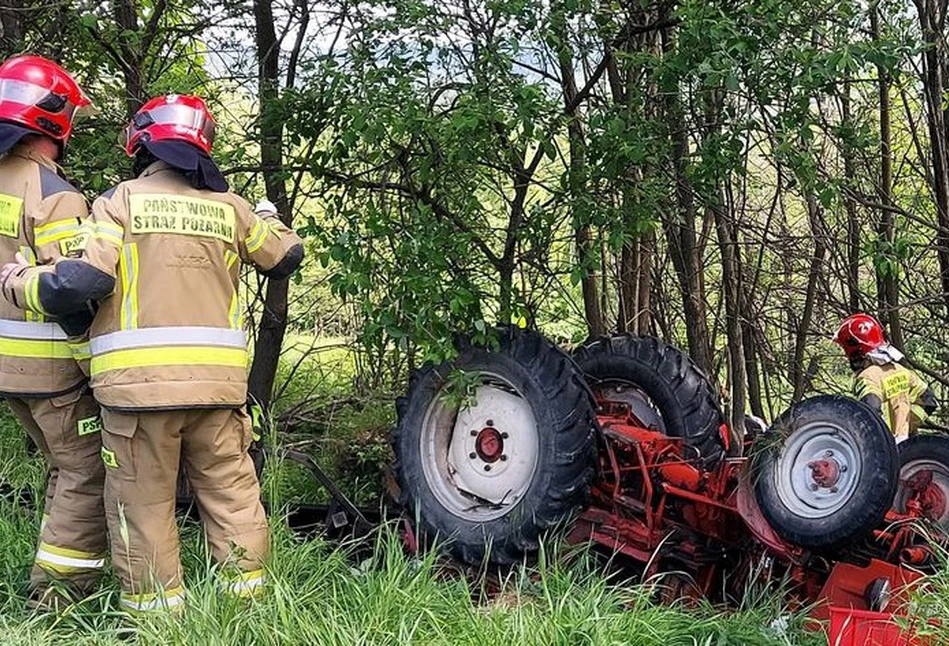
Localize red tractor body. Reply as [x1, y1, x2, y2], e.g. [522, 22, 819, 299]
[391, 330, 948, 646]
[568, 397, 937, 643]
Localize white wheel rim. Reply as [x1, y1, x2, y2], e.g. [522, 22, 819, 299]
[774, 420, 862, 518]
[420, 373, 539, 521]
[895, 458, 949, 530]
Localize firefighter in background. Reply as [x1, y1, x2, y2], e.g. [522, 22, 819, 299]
[833, 313, 937, 443]
[0, 94, 304, 612]
[0, 55, 105, 606]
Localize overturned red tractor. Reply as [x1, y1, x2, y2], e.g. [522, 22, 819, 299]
[391, 328, 949, 636]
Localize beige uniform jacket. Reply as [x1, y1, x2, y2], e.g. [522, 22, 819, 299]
[0, 145, 88, 396]
[854, 362, 930, 437]
[8, 161, 302, 410]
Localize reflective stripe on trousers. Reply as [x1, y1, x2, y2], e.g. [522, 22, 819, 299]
[226, 568, 266, 597]
[34, 542, 106, 573]
[89, 326, 248, 375]
[120, 586, 186, 612]
[0, 319, 72, 358]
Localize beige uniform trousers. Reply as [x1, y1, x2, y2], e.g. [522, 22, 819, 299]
[100, 407, 268, 611]
[6, 389, 107, 596]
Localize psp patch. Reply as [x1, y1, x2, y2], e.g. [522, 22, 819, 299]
[60, 232, 89, 256]
[78, 416, 103, 436]
[0, 193, 23, 238]
[101, 446, 118, 468]
[129, 193, 236, 242]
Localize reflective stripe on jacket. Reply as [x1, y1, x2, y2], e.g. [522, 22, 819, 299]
[0, 145, 88, 396]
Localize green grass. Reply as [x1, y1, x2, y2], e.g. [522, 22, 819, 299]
[0, 405, 830, 645]
[265, 335, 396, 506]
[0, 511, 822, 646]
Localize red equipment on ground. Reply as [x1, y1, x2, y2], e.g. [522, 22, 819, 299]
[391, 329, 949, 646]
[568, 394, 937, 633]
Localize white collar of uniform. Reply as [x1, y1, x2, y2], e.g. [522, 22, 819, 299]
[867, 344, 905, 365]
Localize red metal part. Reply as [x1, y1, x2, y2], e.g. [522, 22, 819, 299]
[813, 559, 923, 621]
[808, 458, 841, 488]
[734, 473, 797, 561]
[899, 546, 934, 567]
[828, 607, 934, 646]
[475, 427, 504, 463]
[903, 469, 947, 521]
[567, 396, 937, 635]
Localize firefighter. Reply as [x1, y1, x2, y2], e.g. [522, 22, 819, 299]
[0, 55, 106, 606]
[832, 313, 937, 443]
[0, 94, 304, 612]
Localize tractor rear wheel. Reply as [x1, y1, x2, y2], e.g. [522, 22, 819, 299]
[754, 395, 898, 552]
[392, 327, 597, 566]
[573, 335, 726, 463]
[894, 434, 949, 533]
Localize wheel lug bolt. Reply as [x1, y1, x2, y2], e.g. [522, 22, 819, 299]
[470, 430, 478, 436]
[841, 465, 847, 472]
[501, 432, 509, 439]
[500, 455, 508, 461]
[484, 465, 491, 472]
[830, 486, 838, 493]
[469, 452, 477, 459]
[824, 451, 834, 458]
[809, 483, 819, 491]
[486, 419, 494, 427]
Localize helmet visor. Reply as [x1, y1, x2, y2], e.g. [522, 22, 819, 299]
[0, 78, 78, 121]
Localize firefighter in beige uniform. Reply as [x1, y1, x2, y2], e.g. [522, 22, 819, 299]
[1, 94, 303, 611]
[0, 55, 105, 603]
[833, 313, 936, 442]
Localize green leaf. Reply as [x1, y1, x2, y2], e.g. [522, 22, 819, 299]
[542, 139, 557, 160]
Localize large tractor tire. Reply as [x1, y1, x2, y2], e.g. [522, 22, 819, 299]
[392, 327, 597, 566]
[573, 335, 726, 463]
[754, 395, 898, 552]
[893, 434, 949, 533]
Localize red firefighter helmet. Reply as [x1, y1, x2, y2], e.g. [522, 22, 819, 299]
[0, 55, 89, 142]
[833, 313, 886, 358]
[124, 94, 216, 156]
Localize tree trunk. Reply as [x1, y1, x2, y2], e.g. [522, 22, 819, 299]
[113, 0, 144, 115]
[637, 228, 653, 334]
[248, 0, 293, 408]
[872, 8, 903, 346]
[741, 315, 764, 418]
[839, 70, 861, 313]
[618, 239, 635, 334]
[790, 192, 827, 402]
[0, 0, 23, 53]
[705, 89, 745, 432]
[659, 15, 713, 375]
[618, 226, 654, 334]
[917, 0, 949, 313]
[712, 200, 746, 431]
[554, 4, 604, 336]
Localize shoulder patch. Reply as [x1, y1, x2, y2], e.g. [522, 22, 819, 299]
[39, 166, 80, 199]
